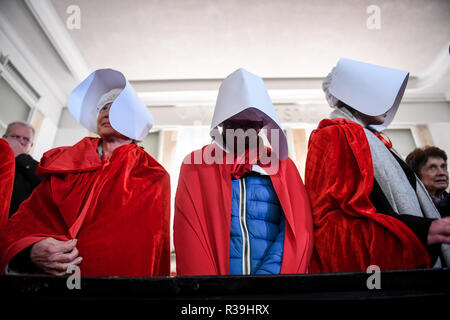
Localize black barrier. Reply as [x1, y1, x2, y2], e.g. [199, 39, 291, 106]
[1, 268, 449, 316]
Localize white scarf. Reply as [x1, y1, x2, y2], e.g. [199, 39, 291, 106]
[330, 107, 450, 267]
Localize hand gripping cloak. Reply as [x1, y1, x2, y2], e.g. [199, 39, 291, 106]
[0, 138, 170, 276]
[305, 119, 430, 272]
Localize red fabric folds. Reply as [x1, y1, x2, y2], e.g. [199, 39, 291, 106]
[0, 139, 15, 229]
[305, 118, 430, 273]
[0, 137, 170, 277]
[174, 144, 314, 275]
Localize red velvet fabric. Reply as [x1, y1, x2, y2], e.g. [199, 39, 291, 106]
[305, 118, 430, 273]
[174, 144, 314, 275]
[0, 137, 170, 276]
[0, 139, 15, 229]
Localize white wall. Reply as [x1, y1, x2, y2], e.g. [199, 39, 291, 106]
[428, 122, 450, 158]
[32, 117, 58, 161]
[0, 0, 80, 159]
[52, 107, 89, 148]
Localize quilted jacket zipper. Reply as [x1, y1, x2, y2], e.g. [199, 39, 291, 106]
[239, 177, 250, 275]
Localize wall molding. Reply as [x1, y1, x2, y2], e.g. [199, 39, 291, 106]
[25, 0, 90, 82]
[0, 12, 66, 109]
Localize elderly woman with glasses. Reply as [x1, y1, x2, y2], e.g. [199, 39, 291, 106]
[0, 69, 170, 277]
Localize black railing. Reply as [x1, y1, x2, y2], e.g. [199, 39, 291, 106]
[2, 268, 449, 316]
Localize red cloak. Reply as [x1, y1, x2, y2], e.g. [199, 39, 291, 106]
[0, 139, 15, 229]
[0, 137, 170, 277]
[305, 118, 430, 273]
[174, 144, 314, 275]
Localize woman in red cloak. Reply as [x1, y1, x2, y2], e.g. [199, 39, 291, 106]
[0, 139, 15, 229]
[174, 68, 314, 276]
[0, 69, 170, 277]
[305, 58, 450, 273]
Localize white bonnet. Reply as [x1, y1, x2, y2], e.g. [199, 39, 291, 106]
[321, 58, 409, 131]
[97, 88, 122, 111]
[67, 69, 154, 140]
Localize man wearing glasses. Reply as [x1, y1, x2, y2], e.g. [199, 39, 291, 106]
[2, 122, 43, 216]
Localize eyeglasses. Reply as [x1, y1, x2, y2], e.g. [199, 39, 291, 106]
[97, 104, 112, 114]
[7, 134, 32, 145]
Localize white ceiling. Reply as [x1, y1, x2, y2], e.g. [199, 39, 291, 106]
[51, 0, 450, 80]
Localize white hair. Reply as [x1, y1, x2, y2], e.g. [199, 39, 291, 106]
[96, 88, 122, 111]
[322, 67, 340, 108]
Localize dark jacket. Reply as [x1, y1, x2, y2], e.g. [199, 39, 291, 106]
[9, 154, 43, 216]
[433, 191, 450, 218]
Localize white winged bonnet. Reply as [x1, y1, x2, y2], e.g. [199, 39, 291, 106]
[67, 69, 154, 141]
[210, 68, 288, 160]
[322, 58, 409, 131]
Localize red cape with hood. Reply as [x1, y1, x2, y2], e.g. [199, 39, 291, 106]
[0, 137, 170, 276]
[305, 118, 430, 273]
[0, 139, 15, 229]
[174, 144, 314, 275]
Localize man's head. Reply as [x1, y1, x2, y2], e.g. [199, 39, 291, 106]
[3, 121, 35, 155]
[406, 146, 449, 198]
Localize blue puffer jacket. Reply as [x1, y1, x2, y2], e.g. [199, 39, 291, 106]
[230, 174, 285, 275]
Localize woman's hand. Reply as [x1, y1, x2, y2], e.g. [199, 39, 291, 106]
[428, 217, 450, 245]
[30, 238, 82, 276]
